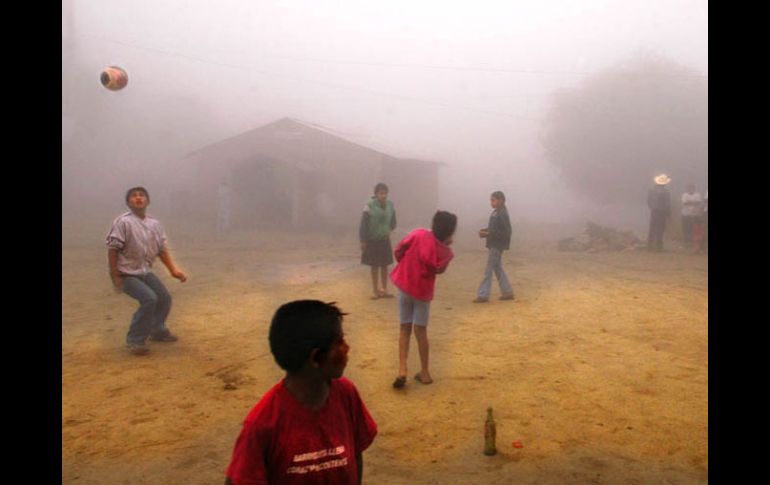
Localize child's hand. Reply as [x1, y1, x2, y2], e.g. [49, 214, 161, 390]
[479, 229, 489, 238]
[111, 273, 123, 293]
[171, 269, 188, 282]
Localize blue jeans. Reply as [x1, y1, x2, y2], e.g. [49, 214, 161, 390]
[477, 248, 513, 299]
[122, 272, 172, 344]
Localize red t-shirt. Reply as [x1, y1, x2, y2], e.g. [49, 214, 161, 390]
[226, 377, 378, 485]
[390, 228, 454, 301]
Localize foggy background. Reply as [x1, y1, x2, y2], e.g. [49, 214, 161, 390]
[62, 0, 707, 237]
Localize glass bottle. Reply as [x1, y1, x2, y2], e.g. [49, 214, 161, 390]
[484, 407, 497, 456]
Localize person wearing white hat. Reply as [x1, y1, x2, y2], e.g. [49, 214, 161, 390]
[647, 174, 672, 252]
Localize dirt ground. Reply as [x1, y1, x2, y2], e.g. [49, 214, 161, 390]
[62, 218, 708, 484]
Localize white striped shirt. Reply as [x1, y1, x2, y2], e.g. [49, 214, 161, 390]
[106, 212, 168, 275]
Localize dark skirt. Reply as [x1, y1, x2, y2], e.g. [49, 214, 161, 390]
[361, 238, 394, 266]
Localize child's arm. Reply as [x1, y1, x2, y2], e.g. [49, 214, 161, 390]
[159, 249, 187, 282]
[420, 239, 453, 275]
[107, 248, 122, 293]
[359, 210, 369, 250]
[393, 233, 413, 262]
[226, 423, 270, 485]
[433, 245, 454, 274]
[500, 210, 512, 237]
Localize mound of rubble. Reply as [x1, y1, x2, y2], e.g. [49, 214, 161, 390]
[558, 222, 644, 252]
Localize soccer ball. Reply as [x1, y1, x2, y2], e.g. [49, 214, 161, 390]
[100, 66, 128, 91]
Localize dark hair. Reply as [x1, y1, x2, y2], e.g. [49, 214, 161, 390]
[268, 300, 347, 373]
[432, 210, 457, 242]
[491, 191, 506, 203]
[374, 182, 389, 194]
[125, 186, 150, 204]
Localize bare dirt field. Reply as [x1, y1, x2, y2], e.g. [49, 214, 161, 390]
[62, 218, 708, 484]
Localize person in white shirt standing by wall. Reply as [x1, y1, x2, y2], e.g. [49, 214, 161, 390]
[680, 183, 704, 249]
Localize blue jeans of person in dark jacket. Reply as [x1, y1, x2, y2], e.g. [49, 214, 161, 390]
[477, 248, 513, 299]
[122, 272, 172, 344]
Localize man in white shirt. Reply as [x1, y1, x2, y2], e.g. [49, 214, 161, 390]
[681, 183, 704, 249]
[106, 187, 188, 355]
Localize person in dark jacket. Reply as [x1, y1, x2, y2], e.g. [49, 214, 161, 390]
[647, 174, 672, 252]
[359, 183, 397, 299]
[473, 191, 514, 303]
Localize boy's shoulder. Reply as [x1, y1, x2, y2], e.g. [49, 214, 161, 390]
[243, 380, 287, 427]
[111, 211, 134, 224]
[332, 376, 358, 394]
[409, 228, 431, 237]
[330, 377, 367, 409]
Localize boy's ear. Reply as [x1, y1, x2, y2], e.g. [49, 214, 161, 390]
[309, 348, 323, 368]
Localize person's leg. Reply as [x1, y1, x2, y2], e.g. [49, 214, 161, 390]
[682, 216, 693, 248]
[394, 290, 414, 388]
[680, 216, 687, 247]
[398, 323, 412, 379]
[413, 326, 432, 383]
[475, 249, 495, 300]
[692, 222, 704, 253]
[121, 275, 159, 345]
[370, 266, 380, 297]
[647, 214, 656, 251]
[412, 300, 432, 383]
[652, 212, 665, 251]
[490, 248, 513, 298]
[142, 272, 173, 338]
[380, 266, 393, 296]
[658, 214, 667, 251]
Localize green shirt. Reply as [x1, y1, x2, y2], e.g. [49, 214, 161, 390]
[365, 198, 395, 240]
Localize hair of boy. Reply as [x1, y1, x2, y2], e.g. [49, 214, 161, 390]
[125, 186, 150, 204]
[432, 210, 458, 242]
[491, 190, 506, 203]
[374, 182, 389, 194]
[268, 300, 347, 373]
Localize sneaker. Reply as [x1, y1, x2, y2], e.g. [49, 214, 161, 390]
[392, 376, 407, 389]
[127, 342, 149, 355]
[499, 294, 515, 301]
[472, 297, 489, 303]
[149, 333, 178, 343]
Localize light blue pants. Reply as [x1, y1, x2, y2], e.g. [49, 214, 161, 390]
[397, 290, 430, 326]
[477, 248, 513, 299]
[122, 272, 172, 344]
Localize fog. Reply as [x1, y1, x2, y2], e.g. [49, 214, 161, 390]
[62, 0, 707, 236]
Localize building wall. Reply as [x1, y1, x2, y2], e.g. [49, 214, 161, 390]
[176, 121, 441, 232]
[379, 160, 440, 230]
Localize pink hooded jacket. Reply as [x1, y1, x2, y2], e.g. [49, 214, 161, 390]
[390, 228, 454, 301]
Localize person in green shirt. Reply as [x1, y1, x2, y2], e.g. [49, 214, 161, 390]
[359, 183, 397, 299]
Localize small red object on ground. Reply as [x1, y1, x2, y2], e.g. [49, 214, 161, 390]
[512, 441, 523, 448]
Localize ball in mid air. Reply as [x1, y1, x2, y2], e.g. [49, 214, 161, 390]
[100, 66, 128, 91]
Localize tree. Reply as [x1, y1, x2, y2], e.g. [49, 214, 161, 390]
[542, 54, 707, 205]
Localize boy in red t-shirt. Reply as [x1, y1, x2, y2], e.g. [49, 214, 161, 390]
[225, 301, 378, 485]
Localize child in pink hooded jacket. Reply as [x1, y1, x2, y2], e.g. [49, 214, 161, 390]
[390, 211, 457, 388]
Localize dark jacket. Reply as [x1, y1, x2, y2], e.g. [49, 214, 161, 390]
[647, 186, 671, 213]
[486, 206, 511, 251]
